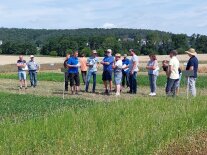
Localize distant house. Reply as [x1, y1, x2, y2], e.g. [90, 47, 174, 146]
[123, 38, 135, 42]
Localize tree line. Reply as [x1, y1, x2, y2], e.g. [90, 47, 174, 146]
[0, 28, 207, 57]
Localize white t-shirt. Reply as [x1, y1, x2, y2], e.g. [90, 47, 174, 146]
[114, 59, 122, 73]
[169, 56, 180, 79]
[129, 55, 139, 72]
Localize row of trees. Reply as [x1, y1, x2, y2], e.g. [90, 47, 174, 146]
[0, 28, 207, 56]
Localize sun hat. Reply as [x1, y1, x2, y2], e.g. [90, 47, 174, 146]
[185, 48, 197, 56]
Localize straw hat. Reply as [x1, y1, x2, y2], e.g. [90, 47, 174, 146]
[115, 53, 121, 57]
[185, 48, 197, 56]
[123, 54, 127, 57]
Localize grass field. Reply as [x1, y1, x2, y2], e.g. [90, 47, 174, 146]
[0, 69, 206, 154]
[0, 92, 206, 154]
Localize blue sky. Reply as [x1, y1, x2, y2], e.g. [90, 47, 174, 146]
[0, 0, 207, 35]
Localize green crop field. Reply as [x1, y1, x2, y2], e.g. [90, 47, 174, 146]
[0, 92, 206, 154]
[0, 72, 206, 154]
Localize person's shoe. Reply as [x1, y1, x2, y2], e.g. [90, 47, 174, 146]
[151, 92, 156, 96]
[115, 92, 120, 96]
[25, 87, 28, 90]
[105, 89, 108, 94]
[127, 91, 132, 94]
[149, 92, 153, 96]
[19, 86, 22, 89]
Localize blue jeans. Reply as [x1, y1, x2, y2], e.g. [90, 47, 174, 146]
[29, 70, 37, 86]
[166, 78, 179, 96]
[129, 72, 137, 93]
[85, 71, 97, 92]
[122, 71, 129, 87]
[149, 74, 157, 93]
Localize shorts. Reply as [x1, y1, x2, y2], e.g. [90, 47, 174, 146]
[69, 72, 80, 87]
[102, 70, 112, 81]
[18, 71, 26, 80]
[176, 73, 182, 88]
[114, 72, 122, 85]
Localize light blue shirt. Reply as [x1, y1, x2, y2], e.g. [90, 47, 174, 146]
[87, 57, 99, 72]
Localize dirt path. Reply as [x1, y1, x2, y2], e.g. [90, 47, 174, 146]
[0, 79, 207, 102]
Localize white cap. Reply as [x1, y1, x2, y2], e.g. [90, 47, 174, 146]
[30, 55, 34, 58]
[107, 49, 112, 53]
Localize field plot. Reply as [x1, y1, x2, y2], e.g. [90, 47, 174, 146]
[0, 54, 206, 154]
[0, 71, 206, 154]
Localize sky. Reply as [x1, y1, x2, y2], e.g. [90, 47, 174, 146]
[0, 0, 207, 35]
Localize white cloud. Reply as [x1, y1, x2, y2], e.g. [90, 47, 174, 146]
[102, 23, 117, 29]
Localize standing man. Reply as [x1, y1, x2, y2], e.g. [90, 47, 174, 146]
[67, 51, 80, 95]
[27, 55, 39, 88]
[122, 54, 130, 88]
[185, 48, 198, 97]
[16, 55, 27, 89]
[166, 50, 180, 96]
[128, 49, 139, 94]
[101, 49, 114, 94]
[85, 50, 99, 93]
[79, 53, 87, 85]
[63, 53, 70, 91]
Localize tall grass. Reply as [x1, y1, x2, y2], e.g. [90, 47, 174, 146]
[0, 72, 206, 88]
[0, 92, 206, 154]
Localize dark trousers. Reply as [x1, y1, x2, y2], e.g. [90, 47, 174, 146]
[166, 78, 179, 96]
[129, 72, 137, 93]
[85, 71, 97, 92]
[122, 71, 129, 87]
[81, 71, 87, 85]
[64, 72, 69, 90]
[29, 70, 37, 87]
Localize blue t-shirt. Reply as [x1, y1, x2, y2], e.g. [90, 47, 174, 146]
[186, 56, 198, 78]
[102, 56, 114, 71]
[122, 58, 130, 73]
[67, 56, 79, 73]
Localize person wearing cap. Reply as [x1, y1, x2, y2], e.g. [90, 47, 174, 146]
[67, 51, 80, 95]
[146, 53, 159, 96]
[101, 49, 114, 94]
[128, 49, 139, 94]
[27, 55, 40, 88]
[85, 50, 99, 93]
[17, 55, 27, 89]
[122, 54, 130, 88]
[112, 53, 123, 96]
[185, 48, 198, 97]
[79, 53, 87, 85]
[63, 53, 70, 91]
[165, 50, 180, 96]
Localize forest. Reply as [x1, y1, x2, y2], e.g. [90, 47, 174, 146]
[0, 28, 207, 56]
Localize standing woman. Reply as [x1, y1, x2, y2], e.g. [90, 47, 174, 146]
[112, 53, 123, 96]
[146, 54, 159, 96]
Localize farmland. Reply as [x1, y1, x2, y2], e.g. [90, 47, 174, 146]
[0, 55, 206, 154]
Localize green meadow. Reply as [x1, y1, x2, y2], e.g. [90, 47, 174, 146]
[0, 92, 206, 154]
[0, 72, 206, 154]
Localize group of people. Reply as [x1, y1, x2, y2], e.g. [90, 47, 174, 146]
[63, 49, 139, 96]
[17, 55, 40, 89]
[16, 48, 198, 97]
[63, 48, 198, 97]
